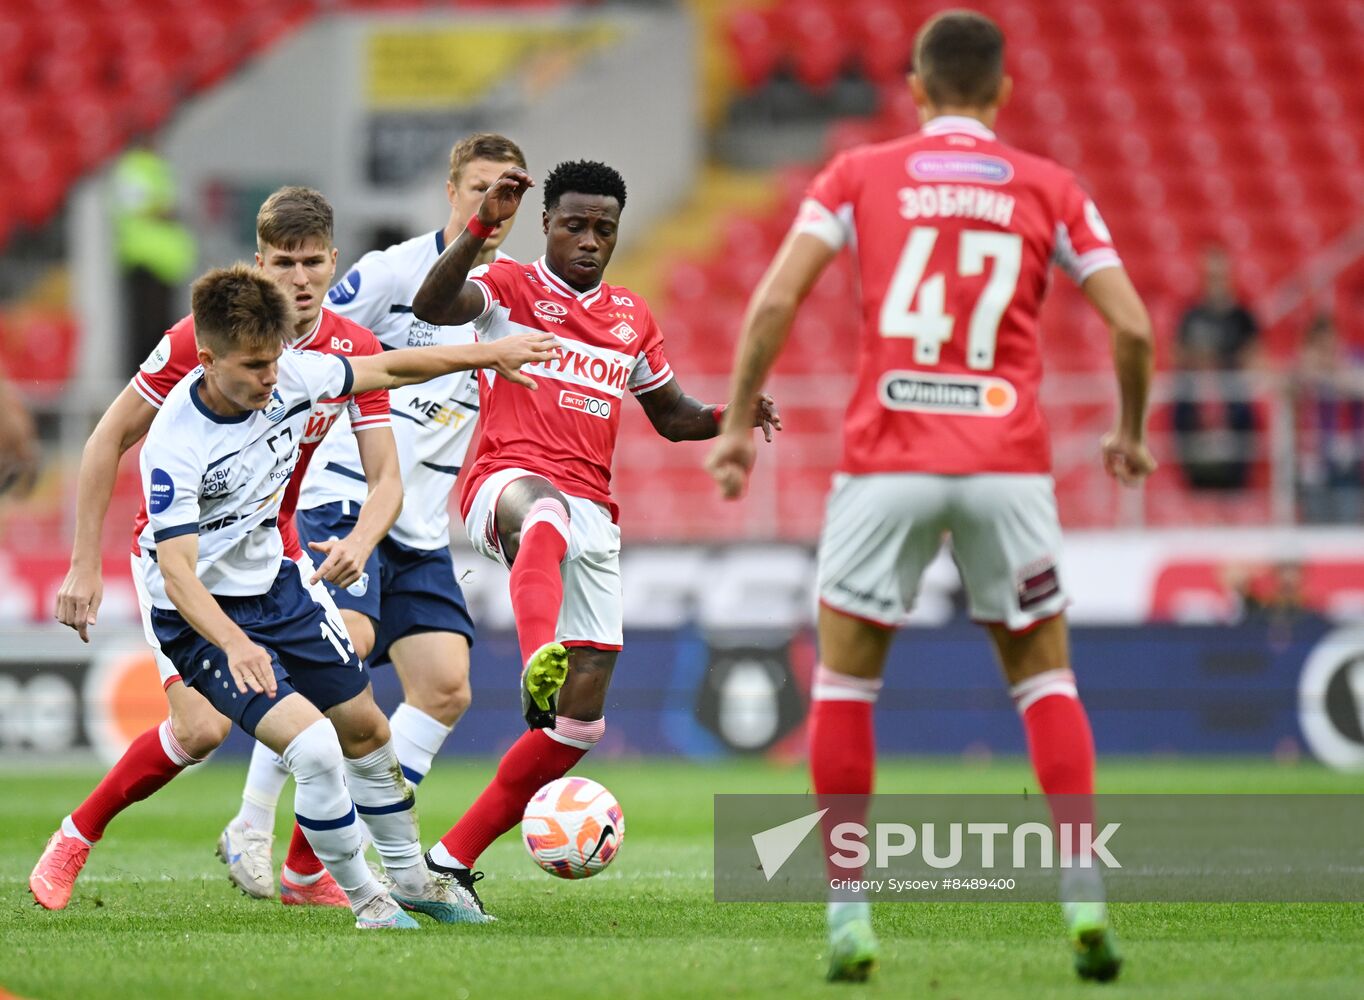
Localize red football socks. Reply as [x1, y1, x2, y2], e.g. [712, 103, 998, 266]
[1013, 669, 1096, 859]
[809, 666, 881, 881]
[70, 721, 197, 843]
[508, 501, 569, 664]
[283, 820, 325, 876]
[438, 726, 594, 867]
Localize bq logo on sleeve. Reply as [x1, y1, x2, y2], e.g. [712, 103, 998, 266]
[148, 468, 175, 513]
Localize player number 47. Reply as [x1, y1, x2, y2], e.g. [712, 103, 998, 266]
[878, 226, 1022, 370]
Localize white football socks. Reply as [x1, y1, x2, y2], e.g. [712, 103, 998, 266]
[235, 740, 290, 832]
[283, 720, 381, 911]
[344, 741, 425, 894]
[389, 703, 453, 787]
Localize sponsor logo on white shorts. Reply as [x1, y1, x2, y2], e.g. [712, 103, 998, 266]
[559, 389, 612, 419]
[877, 371, 1017, 417]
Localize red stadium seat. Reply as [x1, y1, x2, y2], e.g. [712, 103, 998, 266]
[727, 7, 782, 90]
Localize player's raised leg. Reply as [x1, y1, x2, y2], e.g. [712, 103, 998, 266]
[501, 477, 572, 727]
[989, 616, 1121, 982]
[30, 680, 226, 910]
[812, 605, 891, 982]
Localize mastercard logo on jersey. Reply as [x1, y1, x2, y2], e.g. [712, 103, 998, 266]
[908, 152, 1013, 186]
[878, 371, 1017, 417]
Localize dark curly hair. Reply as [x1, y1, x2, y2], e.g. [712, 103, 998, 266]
[543, 160, 627, 212]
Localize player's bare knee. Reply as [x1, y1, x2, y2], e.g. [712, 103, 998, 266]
[333, 703, 391, 757]
[407, 670, 471, 726]
[497, 475, 566, 563]
[169, 700, 231, 757]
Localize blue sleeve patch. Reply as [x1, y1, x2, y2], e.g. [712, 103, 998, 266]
[149, 468, 175, 514]
[328, 269, 362, 305]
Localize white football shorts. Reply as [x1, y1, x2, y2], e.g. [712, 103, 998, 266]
[131, 550, 183, 687]
[816, 472, 1068, 632]
[464, 467, 624, 650]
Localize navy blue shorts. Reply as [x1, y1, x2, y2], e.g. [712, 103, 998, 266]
[150, 561, 370, 736]
[295, 501, 475, 665]
[295, 501, 383, 622]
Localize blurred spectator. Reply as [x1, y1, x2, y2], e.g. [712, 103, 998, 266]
[0, 371, 39, 497]
[1291, 314, 1364, 524]
[111, 139, 197, 375]
[1172, 246, 1259, 491]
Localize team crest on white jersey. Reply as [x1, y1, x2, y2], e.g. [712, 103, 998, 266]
[264, 389, 287, 423]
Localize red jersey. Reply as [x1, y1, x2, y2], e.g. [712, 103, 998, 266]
[129, 309, 390, 559]
[797, 115, 1122, 476]
[459, 256, 674, 520]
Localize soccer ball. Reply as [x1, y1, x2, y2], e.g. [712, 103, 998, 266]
[522, 776, 625, 879]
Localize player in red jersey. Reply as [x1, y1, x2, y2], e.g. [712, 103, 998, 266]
[34, 187, 402, 909]
[708, 11, 1155, 984]
[409, 160, 780, 910]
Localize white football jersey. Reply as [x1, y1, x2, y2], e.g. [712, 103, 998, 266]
[301, 232, 503, 550]
[138, 350, 354, 609]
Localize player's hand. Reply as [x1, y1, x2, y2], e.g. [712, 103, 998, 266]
[55, 562, 103, 643]
[488, 333, 560, 389]
[752, 393, 782, 443]
[1100, 430, 1157, 486]
[706, 431, 757, 501]
[225, 639, 276, 697]
[477, 168, 534, 227]
[308, 537, 369, 589]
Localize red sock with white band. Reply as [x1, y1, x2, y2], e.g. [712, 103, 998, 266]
[429, 717, 605, 870]
[67, 720, 202, 844]
[1012, 668, 1096, 861]
[809, 665, 881, 886]
[508, 499, 570, 665]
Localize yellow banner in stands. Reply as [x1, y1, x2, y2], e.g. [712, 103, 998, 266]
[366, 25, 620, 109]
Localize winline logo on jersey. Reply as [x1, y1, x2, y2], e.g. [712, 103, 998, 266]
[878, 371, 1017, 417]
[713, 793, 1364, 903]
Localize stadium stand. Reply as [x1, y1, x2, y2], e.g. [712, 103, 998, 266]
[612, 0, 1364, 539]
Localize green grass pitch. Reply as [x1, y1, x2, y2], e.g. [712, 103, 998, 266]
[3, 757, 1363, 999]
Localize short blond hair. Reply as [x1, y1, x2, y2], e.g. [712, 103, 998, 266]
[449, 133, 526, 184]
[255, 186, 334, 252]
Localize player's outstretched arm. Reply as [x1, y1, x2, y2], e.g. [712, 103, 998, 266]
[1083, 266, 1157, 486]
[707, 231, 834, 499]
[157, 534, 278, 697]
[307, 425, 402, 588]
[412, 167, 534, 326]
[55, 386, 158, 641]
[636, 378, 782, 443]
[347, 334, 559, 394]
